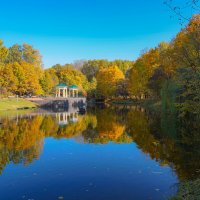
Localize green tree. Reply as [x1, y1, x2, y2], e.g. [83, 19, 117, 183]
[81, 60, 110, 81]
[6, 44, 23, 63]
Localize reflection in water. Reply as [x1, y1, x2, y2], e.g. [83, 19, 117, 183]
[0, 106, 200, 198]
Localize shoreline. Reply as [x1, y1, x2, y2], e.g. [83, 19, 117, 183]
[109, 99, 161, 111]
[0, 97, 160, 112]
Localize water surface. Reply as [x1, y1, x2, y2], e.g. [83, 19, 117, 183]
[0, 106, 199, 200]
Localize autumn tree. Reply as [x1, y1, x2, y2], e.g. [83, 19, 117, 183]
[96, 65, 125, 99]
[40, 68, 59, 95]
[11, 61, 43, 95]
[128, 48, 160, 99]
[112, 60, 134, 74]
[0, 63, 18, 95]
[0, 40, 8, 63]
[171, 15, 200, 114]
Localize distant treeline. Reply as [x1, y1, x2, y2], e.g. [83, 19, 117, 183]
[0, 14, 200, 115]
[0, 41, 133, 97]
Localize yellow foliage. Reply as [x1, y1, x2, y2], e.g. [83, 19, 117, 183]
[97, 65, 125, 98]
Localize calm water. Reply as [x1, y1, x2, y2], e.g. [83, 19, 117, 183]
[0, 106, 199, 200]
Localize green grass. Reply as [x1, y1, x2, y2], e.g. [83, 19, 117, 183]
[0, 98, 37, 111]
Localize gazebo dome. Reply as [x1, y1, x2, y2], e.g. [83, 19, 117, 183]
[69, 84, 78, 89]
[56, 83, 68, 87]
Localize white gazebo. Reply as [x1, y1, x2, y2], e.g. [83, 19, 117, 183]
[68, 85, 79, 98]
[56, 83, 79, 98]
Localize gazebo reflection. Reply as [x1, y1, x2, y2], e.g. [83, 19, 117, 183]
[56, 112, 79, 126]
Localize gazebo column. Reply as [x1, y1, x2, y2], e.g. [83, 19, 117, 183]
[58, 88, 60, 97]
[65, 89, 68, 98]
[73, 90, 75, 98]
[62, 89, 64, 98]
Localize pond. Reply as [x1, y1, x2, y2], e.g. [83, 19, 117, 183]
[0, 106, 199, 200]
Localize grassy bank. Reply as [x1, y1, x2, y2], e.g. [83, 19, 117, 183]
[0, 98, 37, 111]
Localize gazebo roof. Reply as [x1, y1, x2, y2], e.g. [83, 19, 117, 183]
[69, 85, 78, 89]
[56, 83, 67, 87]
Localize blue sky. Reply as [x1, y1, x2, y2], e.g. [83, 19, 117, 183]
[0, 0, 195, 68]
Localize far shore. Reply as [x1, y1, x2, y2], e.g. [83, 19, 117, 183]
[108, 99, 161, 111]
[0, 97, 160, 112]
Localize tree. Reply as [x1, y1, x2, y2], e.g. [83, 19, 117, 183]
[0, 63, 18, 95]
[96, 65, 125, 99]
[112, 60, 134, 74]
[116, 79, 129, 99]
[81, 59, 133, 82]
[128, 48, 160, 98]
[171, 15, 200, 115]
[87, 77, 97, 98]
[22, 43, 42, 68]
[11, 61, 43, 95]
[0, 40, 8, 63]
[81, 60, 110, 82]
[72, 59, 86, 70]
[40, 68, 59, 95]
[6, 44, 23, 63]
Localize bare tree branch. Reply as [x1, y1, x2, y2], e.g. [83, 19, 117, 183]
[164, 0, 200, 23]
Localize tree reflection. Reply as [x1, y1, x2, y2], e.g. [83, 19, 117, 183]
[125, 108, 200, 181]
[0, 116, 44, 174]
[83, 108, 132, 144]
[0, 107, 200, 182]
